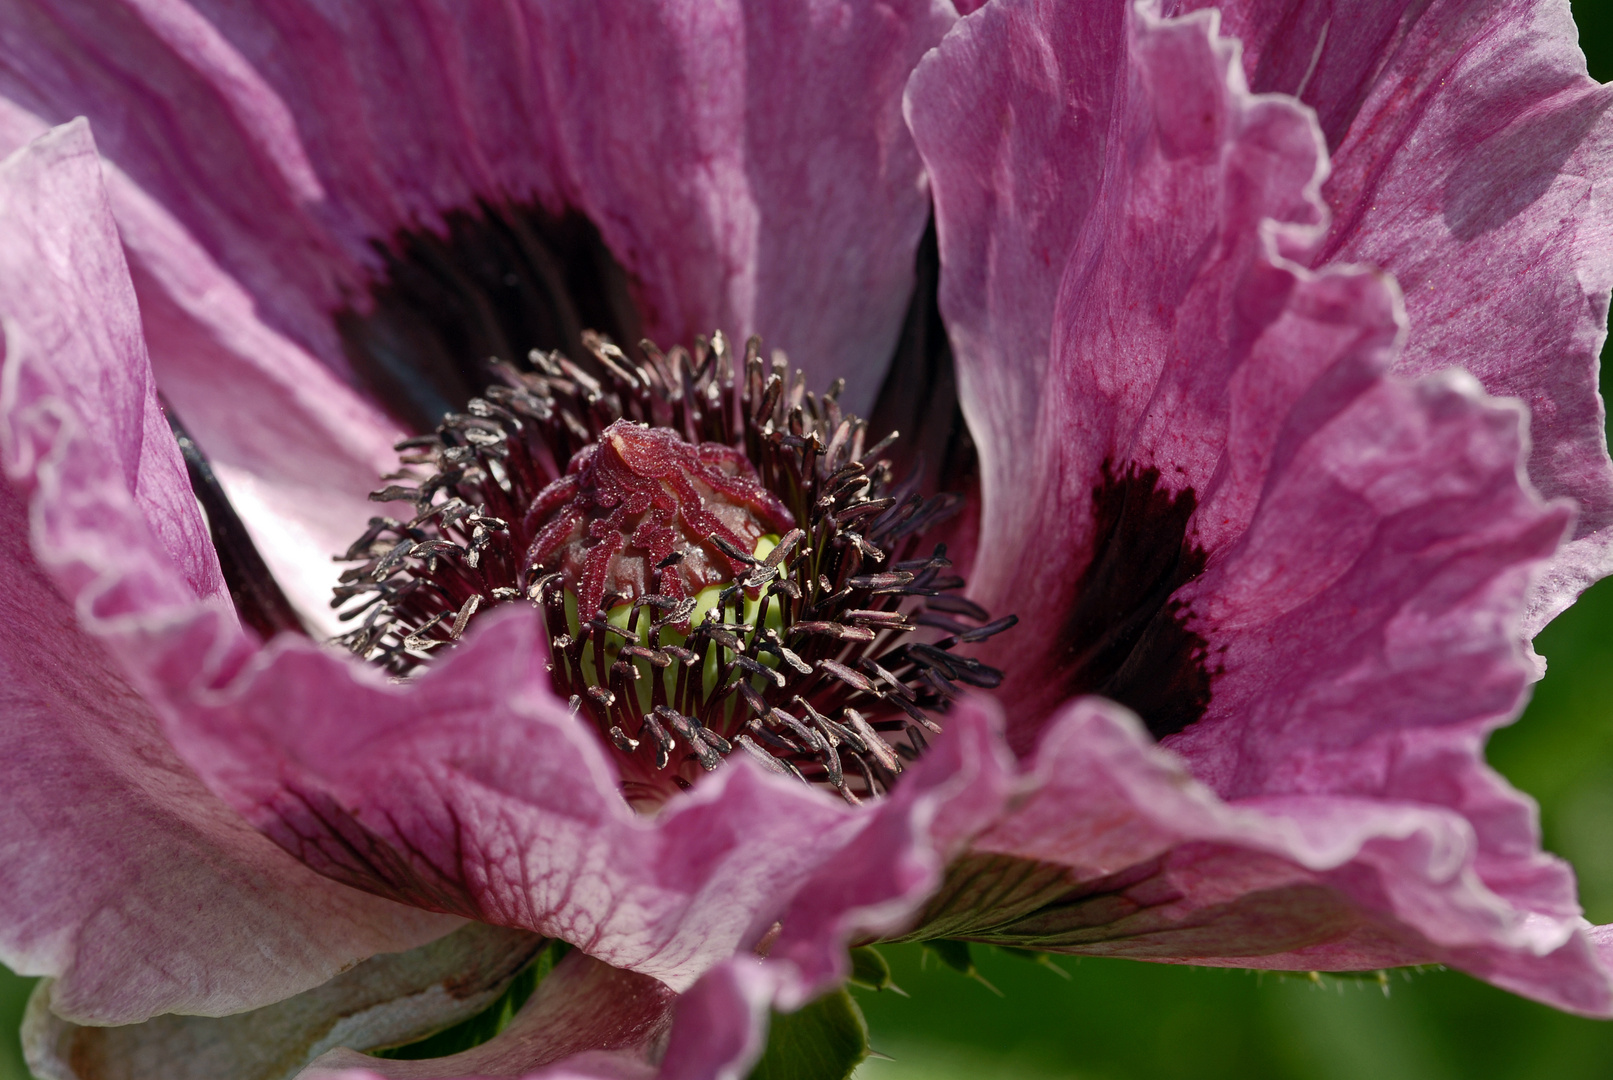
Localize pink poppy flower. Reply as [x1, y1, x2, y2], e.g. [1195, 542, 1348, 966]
[2, 0, 1612, 1077]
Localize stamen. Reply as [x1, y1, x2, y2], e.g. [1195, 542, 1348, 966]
[334, 331, 1015, 804]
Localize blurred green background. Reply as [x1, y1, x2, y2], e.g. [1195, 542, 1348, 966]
[5, 3, 1613, 1079]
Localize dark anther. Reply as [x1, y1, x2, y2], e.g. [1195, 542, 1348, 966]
[165, 405, 307, 641]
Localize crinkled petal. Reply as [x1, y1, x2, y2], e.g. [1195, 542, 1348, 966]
[0, 4, 395, 627]
[316, 955, 774, 1080]
[0, 120, 457, 1024]
[915, 695, 1613, 1016]
[104, 129, 410, 635]
[764, 701, 1016, 1006]
[906, 0, 1126, 540]
[1170, 370, 1569, 804]
[0, 0, 951, 413]
[1182, 0, 1613, 630]
[908, 0, 1611, 1011]
[0, 93, 406, 634]
[110, 603, 859, 991]
[122, 599, 993, 999]
[0, 116, 223, 612]
[911, 0, 1403, 736]
[23, 924, 544, 1080]
[302, 955, 779, 1080]
[297, 716, 1012, 1078]
[0, 52, 385, 636]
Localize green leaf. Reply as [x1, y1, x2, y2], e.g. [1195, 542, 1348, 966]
[747, 988, 869, 1080]
[371, 941, 568, 1059]
[848, 946, 906, 995]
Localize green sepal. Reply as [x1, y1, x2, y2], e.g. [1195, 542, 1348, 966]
[371, 940, 569, 1059]
[994, 945, 1070, 979]
[921, 940, 1001, 996]
[747, 988, 869, 1080]
[847, 945, 906, 995]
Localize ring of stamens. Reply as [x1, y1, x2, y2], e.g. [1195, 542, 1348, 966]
[334, 331, 1015, 805]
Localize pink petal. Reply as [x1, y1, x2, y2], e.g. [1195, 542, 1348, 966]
[25, 924, 545, 1079]
[651, 959, 775, 1080]
[0, 120, 457, 1025]
[0, 93, 408, 635]
[0, 116, 224, 613]
[304, 953, 778, 1080]
[907, 0, 1124, 532]
[1149, 368, 1591, 1000]
[958, 693, 1613, 1016]
[908, 0, 1611, 1011]
[119, 197, 413, 634]
[765, 701, 1016, 1005]
[123, 604, 1017, 1001]
[286, 717, 1014, 1079]
[304, 949, 680, 1080]
[122, 602, 876, 992]
[1169, 370, 1570, 799]
[108, 143, 411, 634]
[910, 0, 1401, 739]
[1185, 0, 1613, 629]
[525, 0, 955, 412]
[1, 0, 952, 412]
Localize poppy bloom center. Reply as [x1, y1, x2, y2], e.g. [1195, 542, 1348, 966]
[334, 332, 1013, 806]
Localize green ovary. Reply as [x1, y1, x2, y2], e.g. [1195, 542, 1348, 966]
[561, 534, 785, 727]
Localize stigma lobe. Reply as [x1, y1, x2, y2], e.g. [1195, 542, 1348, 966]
[524, 420, 793, 618]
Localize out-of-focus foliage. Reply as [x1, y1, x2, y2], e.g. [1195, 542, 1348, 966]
[3, 4, 1613, 1079]
[0, 972, 25, 1079]
[855, 939, 1613, 1080]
